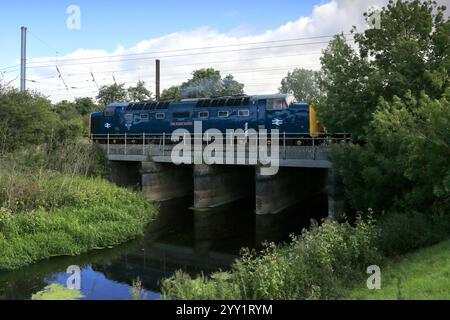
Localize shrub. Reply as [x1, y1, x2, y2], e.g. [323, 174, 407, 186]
[378, 211, 450, 256]
[161, 217, 382, 300]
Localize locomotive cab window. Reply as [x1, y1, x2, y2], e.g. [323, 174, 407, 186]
[218, 111, 229, 118]
[267, 98, 288, 110]
[140, 113, 149, 120]
[238, 110, 250, 117]
[155, 113, 165, 120]
[104, 106, 116, 117]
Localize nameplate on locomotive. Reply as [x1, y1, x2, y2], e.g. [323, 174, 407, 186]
[170, 121, 193, 126]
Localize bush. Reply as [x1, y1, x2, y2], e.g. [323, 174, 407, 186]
[161, 217, 382, 300]
[378, 211, 450, 256]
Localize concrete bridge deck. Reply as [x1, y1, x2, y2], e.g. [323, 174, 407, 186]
[100, 143, 334, 168]
[94, 134, 347, 242]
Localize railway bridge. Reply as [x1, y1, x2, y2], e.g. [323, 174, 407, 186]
[93, 132, 347, 243]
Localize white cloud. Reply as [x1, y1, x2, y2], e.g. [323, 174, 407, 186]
[9, 0, 402, 102]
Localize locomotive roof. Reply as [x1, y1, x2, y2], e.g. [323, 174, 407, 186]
[105, 94, 296, 110]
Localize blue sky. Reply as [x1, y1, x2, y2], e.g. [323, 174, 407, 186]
[0, 0, 320, 68]
[1, 0, 396, 101]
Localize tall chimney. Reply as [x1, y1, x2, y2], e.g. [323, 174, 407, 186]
[156, 59, 160, 100]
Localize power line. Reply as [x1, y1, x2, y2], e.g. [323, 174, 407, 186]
[20, 33, 350, 67]
[28, 64, 317, 85]
[23, 38, 354, 70]
[25, 50, 325, 82]
[0, 33, 352, 72]
[28, 30, 60, 56]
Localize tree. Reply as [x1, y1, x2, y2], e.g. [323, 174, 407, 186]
[128, 81, 152, 101]
[220, 74, 245, 96]
[161, 85, 181, 100]
[333, 88, 450, 216]
[319, 0, 449, 138]
[279, 68, 323, 105]
[321, 1, 450, 222]
[0, 88, 60, 151]
[96, 83, 128, 105]
[179, 68, 245, 99]
[320, 35, 374, 138]
[74, 97, 98, 116]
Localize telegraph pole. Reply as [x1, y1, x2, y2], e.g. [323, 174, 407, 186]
[20, 26, 27, 92]
[156, 59, 160, 100]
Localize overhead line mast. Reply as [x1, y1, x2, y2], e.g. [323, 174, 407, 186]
[20, 26, 27, 92]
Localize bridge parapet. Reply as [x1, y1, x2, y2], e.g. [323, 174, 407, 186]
[93, 133, 348, 169]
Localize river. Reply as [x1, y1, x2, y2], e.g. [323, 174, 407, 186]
[0, 192, 327, 300]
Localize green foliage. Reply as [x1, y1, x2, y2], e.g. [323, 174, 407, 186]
[32, 284, 84, 300]
[96, 83, 129, 106]
[130, 277, 148, 300]
[1, 141, 109, 179]
[74, 97, 98, 116]
[348, 239, 450, 300]
[0, 88, 60, 152]
[128, 81, 152, 102]
[96, 81, 152, 104]
[162, 68, 245, 100]
[161, 85, 181, 100]
[0, 172, 157, 270]
[377, 211, 450, 256]
[319, 0, 450, 137]
[279, 68, 323, 105]
[333, 90, 449, 217]
[319, 35, 374, 137]
[0, 87, 99, 152]
[162, 271, 241, 300]
[162, 218, 381, 300]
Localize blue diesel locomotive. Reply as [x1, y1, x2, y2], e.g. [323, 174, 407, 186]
[90, 94, 323, 142]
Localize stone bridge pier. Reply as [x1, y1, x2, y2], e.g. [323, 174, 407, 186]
[105, 142, 345, 246]
[193, 164, 254, 209]
[141, 162, 193, 202]
[255, 167, 340, 244]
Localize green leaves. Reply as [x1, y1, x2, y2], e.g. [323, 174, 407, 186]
[334, 90, 450, 216]
[161, 68, 245, 100]
[161, 218, 381, 300]
[278, 68, 322, 105]
[319, 0, 450, 138]
[96, 83, 129, 105]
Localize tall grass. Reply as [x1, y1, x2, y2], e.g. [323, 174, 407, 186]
[0, 173, 157, 270]
[0, 142, 157, 271]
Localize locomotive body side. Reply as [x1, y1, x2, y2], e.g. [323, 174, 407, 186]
[90, 94, 319, 140]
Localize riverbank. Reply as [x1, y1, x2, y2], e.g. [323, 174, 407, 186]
[0, 172, 157, 271]
[161, 218, 382, 300]
[348, 239, 450, 300]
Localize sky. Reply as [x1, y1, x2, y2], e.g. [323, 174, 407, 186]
[1, 0, 448, 102]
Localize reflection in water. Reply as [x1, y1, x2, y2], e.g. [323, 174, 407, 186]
[0, 190, 327, 300]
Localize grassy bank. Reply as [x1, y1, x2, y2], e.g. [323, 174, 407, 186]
[348, 239, 450, 300]
[0, 171, 157, 271]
